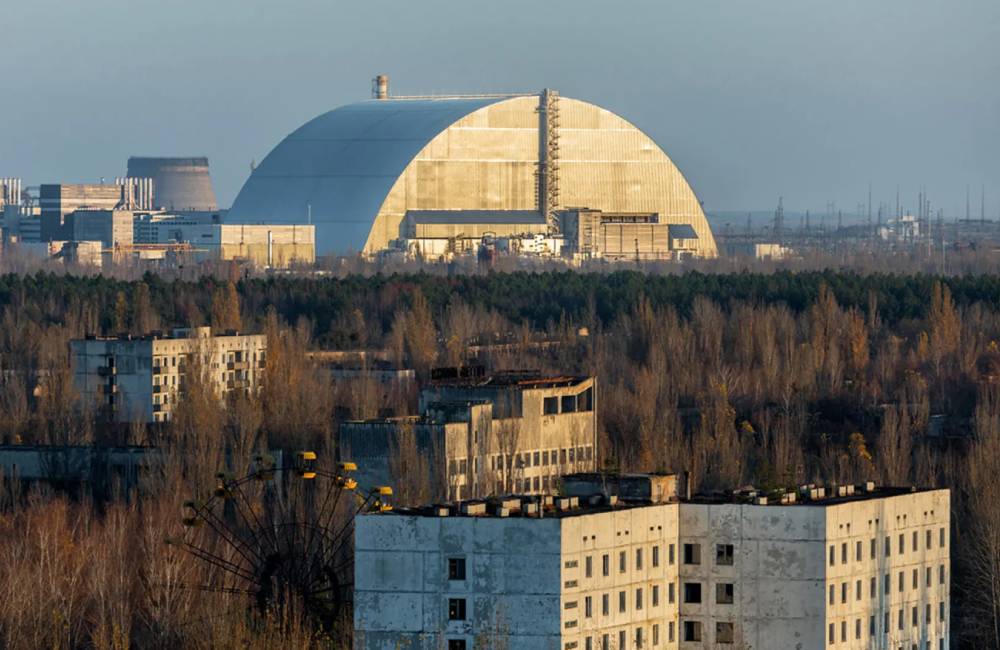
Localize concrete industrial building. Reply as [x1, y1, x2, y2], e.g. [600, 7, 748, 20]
[67, 209, 134, 249]
[126, 157, 218, 212]
[133, 213, 315, 267]
[339, 371, 597, 501]
[39, 179, 154, 241]
[71, 327, 266, 423]
[228, 76, 717, 260]
[355, 474, 950, 650]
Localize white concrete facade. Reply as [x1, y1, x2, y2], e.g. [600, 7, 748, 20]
[71, 327, 266, 423]
[354, 487, 950, 650]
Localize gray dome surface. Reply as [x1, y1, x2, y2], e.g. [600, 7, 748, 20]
[228, 97, 507, 254]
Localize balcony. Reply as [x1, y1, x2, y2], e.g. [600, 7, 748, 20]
[227, 361, 249, 371]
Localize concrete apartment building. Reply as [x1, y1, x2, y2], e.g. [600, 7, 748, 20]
[339, 370, 597, 500]
[354, 474, 950, 650]
[71, 327, 266, 423]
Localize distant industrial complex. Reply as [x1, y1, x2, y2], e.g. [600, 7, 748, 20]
[228, 76, 717, 261]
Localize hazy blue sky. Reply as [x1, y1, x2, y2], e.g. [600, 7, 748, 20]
[2, 0, 997, 217]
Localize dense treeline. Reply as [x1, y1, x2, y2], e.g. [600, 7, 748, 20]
[2, 269, 1000, 647]
[5, 269, 1000, 343]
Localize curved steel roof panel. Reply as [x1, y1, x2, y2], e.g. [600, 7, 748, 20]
[228, 98, 507, 253]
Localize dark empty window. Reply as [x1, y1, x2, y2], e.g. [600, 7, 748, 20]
[683, 543, 701, 565]
[716, 622, 734, 644]
[448, 598, 466, 621]
[716, 544, 734, 566]
[683, 582, 702, 604]
[716, 583, 734, 604]
[448, 641, 466, 650]
[561, 395, 577, 413]
[683, 621, 702, 642]
[448, 558, 466, 581]
[544, 397, 559, 415]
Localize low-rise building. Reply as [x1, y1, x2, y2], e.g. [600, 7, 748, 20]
[71, 327, 266, 423]
[134, 213, 315, 267]
[339, 370, 597, 500]
[355, 474, 950, 650]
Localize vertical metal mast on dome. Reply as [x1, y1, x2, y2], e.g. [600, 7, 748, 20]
[538, 88, 561, 234]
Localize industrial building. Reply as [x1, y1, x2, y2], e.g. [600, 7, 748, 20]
[67, 209, 134, 249]
[228, 76, 717, 260]
[71, 327, 266, 423]
[133, 213, 315, 267]
[339, 370, 597, 501]
[126, 157, 218, 212]
[354, 474, 950, 650]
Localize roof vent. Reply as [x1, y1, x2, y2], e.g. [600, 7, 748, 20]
[433, 506, 450, 517]
[460, 502, 486, 516]
[523, 502, 539, 516]
[372, 74, 390, 100]
[864, 481, 876, 492]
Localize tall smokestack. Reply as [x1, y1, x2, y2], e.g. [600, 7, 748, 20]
[373, 74, 389, 100]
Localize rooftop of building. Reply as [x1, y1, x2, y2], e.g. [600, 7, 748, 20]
[428, 366, 590, 389]
[376, 473, 941, 520]
[76, 326, 262, 343]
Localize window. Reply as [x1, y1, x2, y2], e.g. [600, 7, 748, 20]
[870, 538, 876, 559]
[869, 615, 875, 636]
[448, 641, 466, 650]
[856, 579, 862, 601]
[829, 544, 836, 566]
[841, 582, 848, 604]
[939, 564, 946, 585]
[828, 623, 835, 644]
[634, 627, 643, 648]
[884, 574, 890, 594]
[653, 623, 660, 646]
[912, 569, 918, 590]
[912, 531, 918, 552]
[856, 540, 862, 561]
[652, 545, 660, 567]
[602, 554, 609, 577]
[619, 591, 626, 613]
[716, 622, 734, 644]
[448, 557, 466, 581]
[668, 582, 675, 604]
[533, 451, 540, 466]
[912, 606, 918, 627]
[716, 544, 734, 566]
[543, 397, 559, 415]
[668, 543, 675, 565]
[585, 556, 593, 578]
[717, 583, 734, 604]
[585, 596, 592, 618]
[636, 548, 643, 571]
[926, 529, 932, 550]
[898, 608, 904, 630]
[898, 572, 904, 593]
[585, 638, 592, 650]
[561, 449, 567, 464]
[841, 542, 848, 564]
[870, 576, 876, 598]
[448, 598, 466, 621]
[618, 631, 626, 649]
[683, 543, 701, 565]
[926, 567, 932, 587]
[683, 583, 702, 604]
[602, 634, 609, 650]
[619, 551, 627, 573]
[829, 584, 835, 605]
[636, 588, 643, 610]
[855, 618, 861, 639]
[602, 593, 609, 616]
[683, 621, 702, 642]
[542, 450, 549, 465]
[940, 527, 946, 547]
[841, 620, 846, 642]
[899, 534, 905, 554]
[652, 585, 660, 607]
[668, 622, 675, 642]
[939, 601, 945, 622]
[561, 395, 577, 413]
[885, 536, 891, 557]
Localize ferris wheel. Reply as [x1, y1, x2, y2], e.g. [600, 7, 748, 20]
[168, 452, 392, 630]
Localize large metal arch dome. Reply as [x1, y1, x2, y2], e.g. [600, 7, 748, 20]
[228, 93, 717, 257]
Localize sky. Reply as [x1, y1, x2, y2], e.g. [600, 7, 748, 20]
[1, 0, 998, 217]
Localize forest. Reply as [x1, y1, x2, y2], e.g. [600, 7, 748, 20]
[0, 269, 999, 648]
